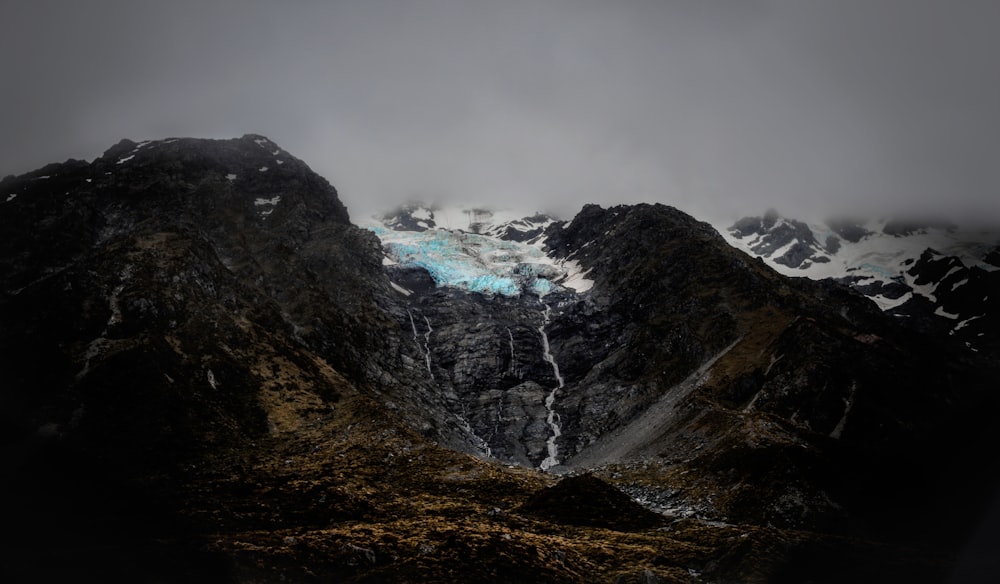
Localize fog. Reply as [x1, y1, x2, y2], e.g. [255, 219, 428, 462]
[3, 0, 999, 225]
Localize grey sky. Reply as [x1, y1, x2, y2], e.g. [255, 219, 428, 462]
[2, 0, 999, 225]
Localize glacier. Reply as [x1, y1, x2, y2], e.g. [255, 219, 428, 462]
[365, 215, 592, 297]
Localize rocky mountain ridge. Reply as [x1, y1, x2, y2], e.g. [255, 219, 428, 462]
[2, 136, 998, 582]
[724, 209, 1000, 354]
[369, 199, 1000, 535]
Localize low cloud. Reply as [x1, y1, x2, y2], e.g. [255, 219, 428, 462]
[3, 0, 998, 224]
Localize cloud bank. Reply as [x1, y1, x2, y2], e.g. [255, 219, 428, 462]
[3, 0, 999, 224]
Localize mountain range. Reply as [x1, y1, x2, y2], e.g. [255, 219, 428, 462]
[2, 135, 998, 582]
[723, 209, 999, 355]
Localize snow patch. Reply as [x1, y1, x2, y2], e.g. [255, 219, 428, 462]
[226, 173, 237, 181]
[258, 166, 269, 172]
[5, 193, 16, 203]
[410, 207, 432, 221]
[556, 259, 594, 293]
[116, 155, 135, 165]
[254, 196, 281, 206]
[870, 291, 912, 311]
[954, 315, 982, 331]
[934, 306, 960, 320]
[390, 281, 412, 296]
[255, 196, 280, 218]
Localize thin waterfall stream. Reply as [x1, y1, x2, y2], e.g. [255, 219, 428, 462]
[537, 300, 564, 471]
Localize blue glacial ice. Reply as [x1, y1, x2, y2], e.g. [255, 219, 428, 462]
[370, 226, 572, 297]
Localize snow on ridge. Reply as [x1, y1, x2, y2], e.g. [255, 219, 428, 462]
[870, 292, 912, 311]
[720, 213, 1000, 315]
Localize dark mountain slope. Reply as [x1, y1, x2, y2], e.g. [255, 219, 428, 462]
[1, 137, 997, 581]
[540, 203, 1000, 542]
[0, 135, 478, 452]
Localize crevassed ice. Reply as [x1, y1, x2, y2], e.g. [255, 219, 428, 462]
[370, 225, 585, 297]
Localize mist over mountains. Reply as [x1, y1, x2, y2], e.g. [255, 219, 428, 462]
[2, 136, 999, 582]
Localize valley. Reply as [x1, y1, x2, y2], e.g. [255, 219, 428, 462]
[2, 136, 998, 582]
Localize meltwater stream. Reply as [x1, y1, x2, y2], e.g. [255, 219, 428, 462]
[408, 309, 434, 380]
[537, 300, 565, 471]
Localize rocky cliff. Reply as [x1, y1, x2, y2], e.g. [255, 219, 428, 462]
[2, 136, 998, 582]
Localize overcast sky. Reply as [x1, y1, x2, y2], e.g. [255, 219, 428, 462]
[3, 0, 999, 225]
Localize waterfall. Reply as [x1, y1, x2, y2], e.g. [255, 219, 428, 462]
[408, 309, 434, 380]
[422, 315, 434, 377]
[537, 300, 564, 471]
[506, 327, 516, 374]
[456, 412, 492, 458]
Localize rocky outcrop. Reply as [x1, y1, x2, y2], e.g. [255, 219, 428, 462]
[519, 474, 665, 530]
[730, 209, 835, 268]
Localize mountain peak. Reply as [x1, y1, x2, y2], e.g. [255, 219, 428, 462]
[3, 135, 351, 227]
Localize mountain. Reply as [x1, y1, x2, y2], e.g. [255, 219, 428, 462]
[2, 137, 999, 582]
[723, 209, 1000, 355]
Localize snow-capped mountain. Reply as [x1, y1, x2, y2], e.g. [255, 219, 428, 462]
[722, 209, 1000, 352]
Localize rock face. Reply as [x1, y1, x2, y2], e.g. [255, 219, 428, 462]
[2, 137, 999, 582]
[372, 200, 1000, 542]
